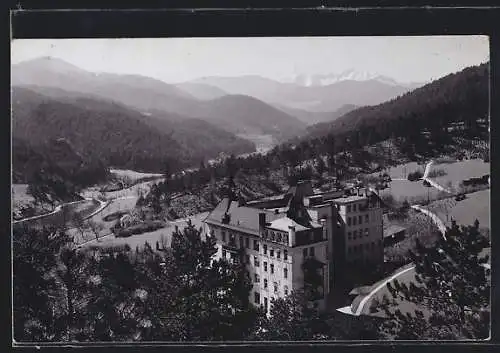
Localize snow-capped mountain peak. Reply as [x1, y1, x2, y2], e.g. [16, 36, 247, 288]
[291, 70, 406, 87]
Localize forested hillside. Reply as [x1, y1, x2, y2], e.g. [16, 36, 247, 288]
[305, 63, 489, 147]
[12, 87, 255, 175]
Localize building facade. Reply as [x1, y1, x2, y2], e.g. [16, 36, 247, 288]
[204, 190, 330, 313]
[203, 180, 384, 312]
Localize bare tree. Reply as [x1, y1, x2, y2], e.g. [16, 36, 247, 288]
[86, 219, 104, 241]
[71, 212, 88, 243]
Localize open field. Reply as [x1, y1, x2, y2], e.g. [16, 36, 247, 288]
[425, 189, 490, 230]
[429, 159, 490, 190]
[110, 168, 163, 182]
[378, 162, 426, 180]
[16, 199, 100, 228]
[81, 211, 209, 250]
[378, 179, 440, 203]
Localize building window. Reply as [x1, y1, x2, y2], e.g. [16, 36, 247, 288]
[222, 250, 227, 259]
[270, 263, 274, 274]
[263, 244, 267, 255]
[264, 297, 268, 311]
[270, 248, 274, 257]
[353, 204, 357, 212]
[270, 232, 276, 241]
[284, 286, 289, 296]
[239, 236, 244, 248]
[284, 234, 289, 244]
[365, 228, 369, 237]
[274, 282, 278, 294]
[254, 273, 260, 283]
[309, 247, 315, 257]
[277, 250, 281, 259]
[254, 256, 260, 267]
[303, 248, 308, 258]
[264, 262, 268, 272]
[284, 268, 288, 279]
[347, 217, 352, 226]
[365, 214, 369, 222]
[264, 279, 268, 289]
[348, 232, 352, 240]
[353, 230, 357, 239]
[222, 231, 226, 242]
[254, 240, 259, 251]
[245, 237, 250, 248]
[245, 254, 250, 264]
[353, 217, 357, 225]
[277, 233, 282, 242]
[347, 205, 351, 213]
[284, 250, 288, 261]
[358, 215, 362, 224]
[254, 292, 260, 304]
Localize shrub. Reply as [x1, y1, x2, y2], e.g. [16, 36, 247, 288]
[407, 170, 423, 182]
[116, 220, 166, 238]
[427, 168, 447, 178]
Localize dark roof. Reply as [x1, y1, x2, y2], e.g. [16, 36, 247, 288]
[204, 198, 282, 235]
[383, 225, 407, 238]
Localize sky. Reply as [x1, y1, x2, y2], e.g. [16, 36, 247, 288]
[11, 36, 489, 84]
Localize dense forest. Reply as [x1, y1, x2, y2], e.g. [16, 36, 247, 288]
[12, 137, 109, 202]
[12, 87, 255, 175]
[13, 220, 489, 341]
[303, 63, 489, 152]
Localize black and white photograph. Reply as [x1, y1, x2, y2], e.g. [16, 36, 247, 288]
[11, 35, 490, 343]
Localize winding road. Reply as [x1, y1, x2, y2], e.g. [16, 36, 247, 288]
[340, 160, 453, 316]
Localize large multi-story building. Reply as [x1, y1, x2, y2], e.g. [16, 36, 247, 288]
[204, 187, 330, 313]
[203, 180, 384, 312]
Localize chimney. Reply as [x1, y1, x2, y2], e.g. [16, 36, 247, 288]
[259, 212, 266, 228]
[320, 218, 327, 241]
[288, 225, 296, 246]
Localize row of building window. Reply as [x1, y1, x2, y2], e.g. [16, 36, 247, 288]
[254, 288, 289, 308]
[219, 230, 290, 260]
[347, 228, 370, 240]
[252, 257, 288, 277]
[347, 240, 382, 254]
[254, 274, 289, 290]
[263, 244, 288, 260]
[262, 230, 289, 244]
[347, 214, 369, 226]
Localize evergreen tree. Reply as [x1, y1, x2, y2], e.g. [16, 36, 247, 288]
[379, 221, 490, 339]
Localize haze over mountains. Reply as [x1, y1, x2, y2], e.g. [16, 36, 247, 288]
[303, 63, 489, 142]
[190, 73, 422, 115]
[12, 57, 305, 143]
[13, 55, 476, 177]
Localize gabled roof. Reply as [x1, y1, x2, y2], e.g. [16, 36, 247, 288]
[268, 217, 310, 232]
[204, 198, 282, 234]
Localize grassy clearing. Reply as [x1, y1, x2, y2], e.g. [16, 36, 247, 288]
[429, 159, 490, 189]
[425, 189, 490, 230]
[378, 179, 440, 204]
[82, 212, 209, 251]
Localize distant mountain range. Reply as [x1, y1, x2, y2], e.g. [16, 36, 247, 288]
[289, 69, 424, 88]
[189, 74, 422, 114]
[11, 86, 255, 175]
[303, 63, 489, 142]
[12, 57, 305, 142]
